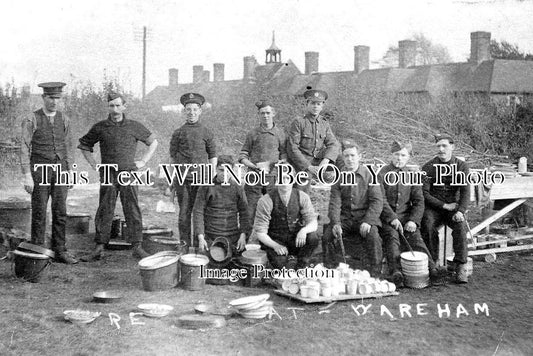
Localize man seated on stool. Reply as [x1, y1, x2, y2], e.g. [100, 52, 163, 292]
[379, 140, 442, 287]
[322, 140, 383, 277]
[421, 133, 471, 283]
[193, 155, 250, 255]
[253, 166, 319, 269]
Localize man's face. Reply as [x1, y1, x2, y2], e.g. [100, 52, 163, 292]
[108, 97, 125, 119]
[42, 95, 61, 112]
[436, 139, 454, 162]
[258, 106, 275, 128]
[185, 103, 202, 124]
[343, 147, 361, 171]
[306, 100, 324, 117]
[391, 148, 410, 168]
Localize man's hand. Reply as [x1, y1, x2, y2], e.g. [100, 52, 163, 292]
[134, 160, 146, 170]
[23, 173, 34, 194]
[295, 230, 307, 248]
[443, 203, 457, 211]
[307, 165, 320, 178]
[273, 242, 288, 256]
[197, 234, 209, 252]
[404, 221, 417, 233]
[452, 211, 465, 222]
[332, 224, 343, 239]
[359, 222, 371, 238]
[390, 219, 403, 233]
[236, 233, 247, 251]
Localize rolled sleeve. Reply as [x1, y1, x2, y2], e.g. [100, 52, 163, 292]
[237, 186, 251, 234]
[328, 182, 342, 225]
[253, 195, 273, 234]
[64, 114, 74, 170]
[19, 116, 34, 174]
[193, 186, 208, 236]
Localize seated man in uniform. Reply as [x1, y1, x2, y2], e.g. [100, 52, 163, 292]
[323, 140, 383, 277]
[253, 166, 319, 269]
[193, 155, 250, 255]
[421, 134, 471, 283]
[379, 140, 442, 287]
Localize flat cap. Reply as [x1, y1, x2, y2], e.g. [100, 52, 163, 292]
[341, 139, 359, 152]
[255, 100, 273, 109]
[38, 82, 66, 98]
[180, 92, 205, 106]
[107, 91, 125, 103]
[434, 133, 454, 144]
[303, 89, 328, 102]
[391, 140, 413, 153]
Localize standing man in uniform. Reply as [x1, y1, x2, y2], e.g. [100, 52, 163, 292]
[79, 92, 158, 261]
[379, 141, 441, 287]
[421, 134, 471, 283]
[286, 89, 339, 192]
[20, 82, 78, 264]
[322, 140, 383, 277]
[169, 93, 217, 245]
[238, 100, 286, 222]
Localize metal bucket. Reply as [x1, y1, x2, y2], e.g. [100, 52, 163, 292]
[13, 250, 50, 283]
[66, 213, 91, 234]
[179, 254, 209, 291]
[0, 199, 31, 232]
[143, 235, 187, 255]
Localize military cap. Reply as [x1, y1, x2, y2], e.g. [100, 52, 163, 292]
[341, 139, 359, 152]
[303, 89, 328, 102]
[217, 155, 234, 167]
[255, 100, 273, 109]
[391, 140, 413, 154]
[180, 92, 205, 106]
[434, 133, 454, 144]
[107, 91, 125, 103]
[38, 82, 66, 98]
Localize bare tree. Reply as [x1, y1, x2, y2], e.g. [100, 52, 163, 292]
[378, 33, 452, 68]
[490, 39, 533, 60]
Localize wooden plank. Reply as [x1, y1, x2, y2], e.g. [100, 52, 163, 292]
[273, 289, 399, 304]
[469, 199, 527, 237]
[489, 176, 533, 200]
[468, 244, 533, 256]
[468, 234, 533, 248]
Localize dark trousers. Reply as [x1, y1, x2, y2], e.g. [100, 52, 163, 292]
[94, 175, 142, 245]
[30, 161, 68, 253]
[323, 220, 383, 277]
[380, 223, 436, 274]
[175, 180, 199, 244]
[244, 174, 276, 222]
[421, 207, 468, 264]
[263, 230, 319, 269]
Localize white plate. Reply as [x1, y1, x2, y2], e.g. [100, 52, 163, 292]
[229, 294, 269, 307]
[64, 310, 101, 324]
[137, 303, 173, 313]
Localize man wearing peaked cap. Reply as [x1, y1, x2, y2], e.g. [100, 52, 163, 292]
[287, 88, 339, 192]
[421, 133, 470, 283]
[19, 81, 78, 264]
[78, 91, 159, 261]
[378, 140, 443, 287]
[180, 92, 205, 106]
[238, 99, 287, 223]
[170, 92, 217, 245]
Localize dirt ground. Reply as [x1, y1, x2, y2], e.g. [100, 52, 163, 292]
[0, 184, 532, 356]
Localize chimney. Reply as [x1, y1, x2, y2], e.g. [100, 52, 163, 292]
[213, 63, 225, 82]
[243, 56, 257, 82]
[193, 65, 204, 83]
[353, 45, 370, 74]
[168, 68, 178, 86]
[470, 31, 491, 64]
[304, 51, 319, 74]
[398, 40, 417, 68]
[203, 70, 210, 83]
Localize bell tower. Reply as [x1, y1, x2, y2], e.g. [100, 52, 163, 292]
[265, 31, 281, 64]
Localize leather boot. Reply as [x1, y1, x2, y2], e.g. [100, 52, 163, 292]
[80, 244, 105, 262]
[132, 243, 150, 259]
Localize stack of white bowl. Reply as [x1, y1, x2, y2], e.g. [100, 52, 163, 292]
[63, 310, 101, 324]
[400, 251, 430, 288]
[229, 294, 272, 319]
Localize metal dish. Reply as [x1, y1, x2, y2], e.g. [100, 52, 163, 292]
[105, 240, 132, 250]
[17, 242, 56, 259]
[92, 291, 123, 303]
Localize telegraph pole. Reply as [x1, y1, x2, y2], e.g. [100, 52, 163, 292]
[142, 26, 147, 99]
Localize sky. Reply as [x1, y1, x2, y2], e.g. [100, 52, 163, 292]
[1, 0, 533, 96]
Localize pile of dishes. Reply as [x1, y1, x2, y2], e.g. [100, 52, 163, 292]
[63, 310, 101, 324]
[137, 303, 174, 318]
[400, 251, 430, 289]
[229, 294, 272, 319]
[275, 263, 396, 299]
